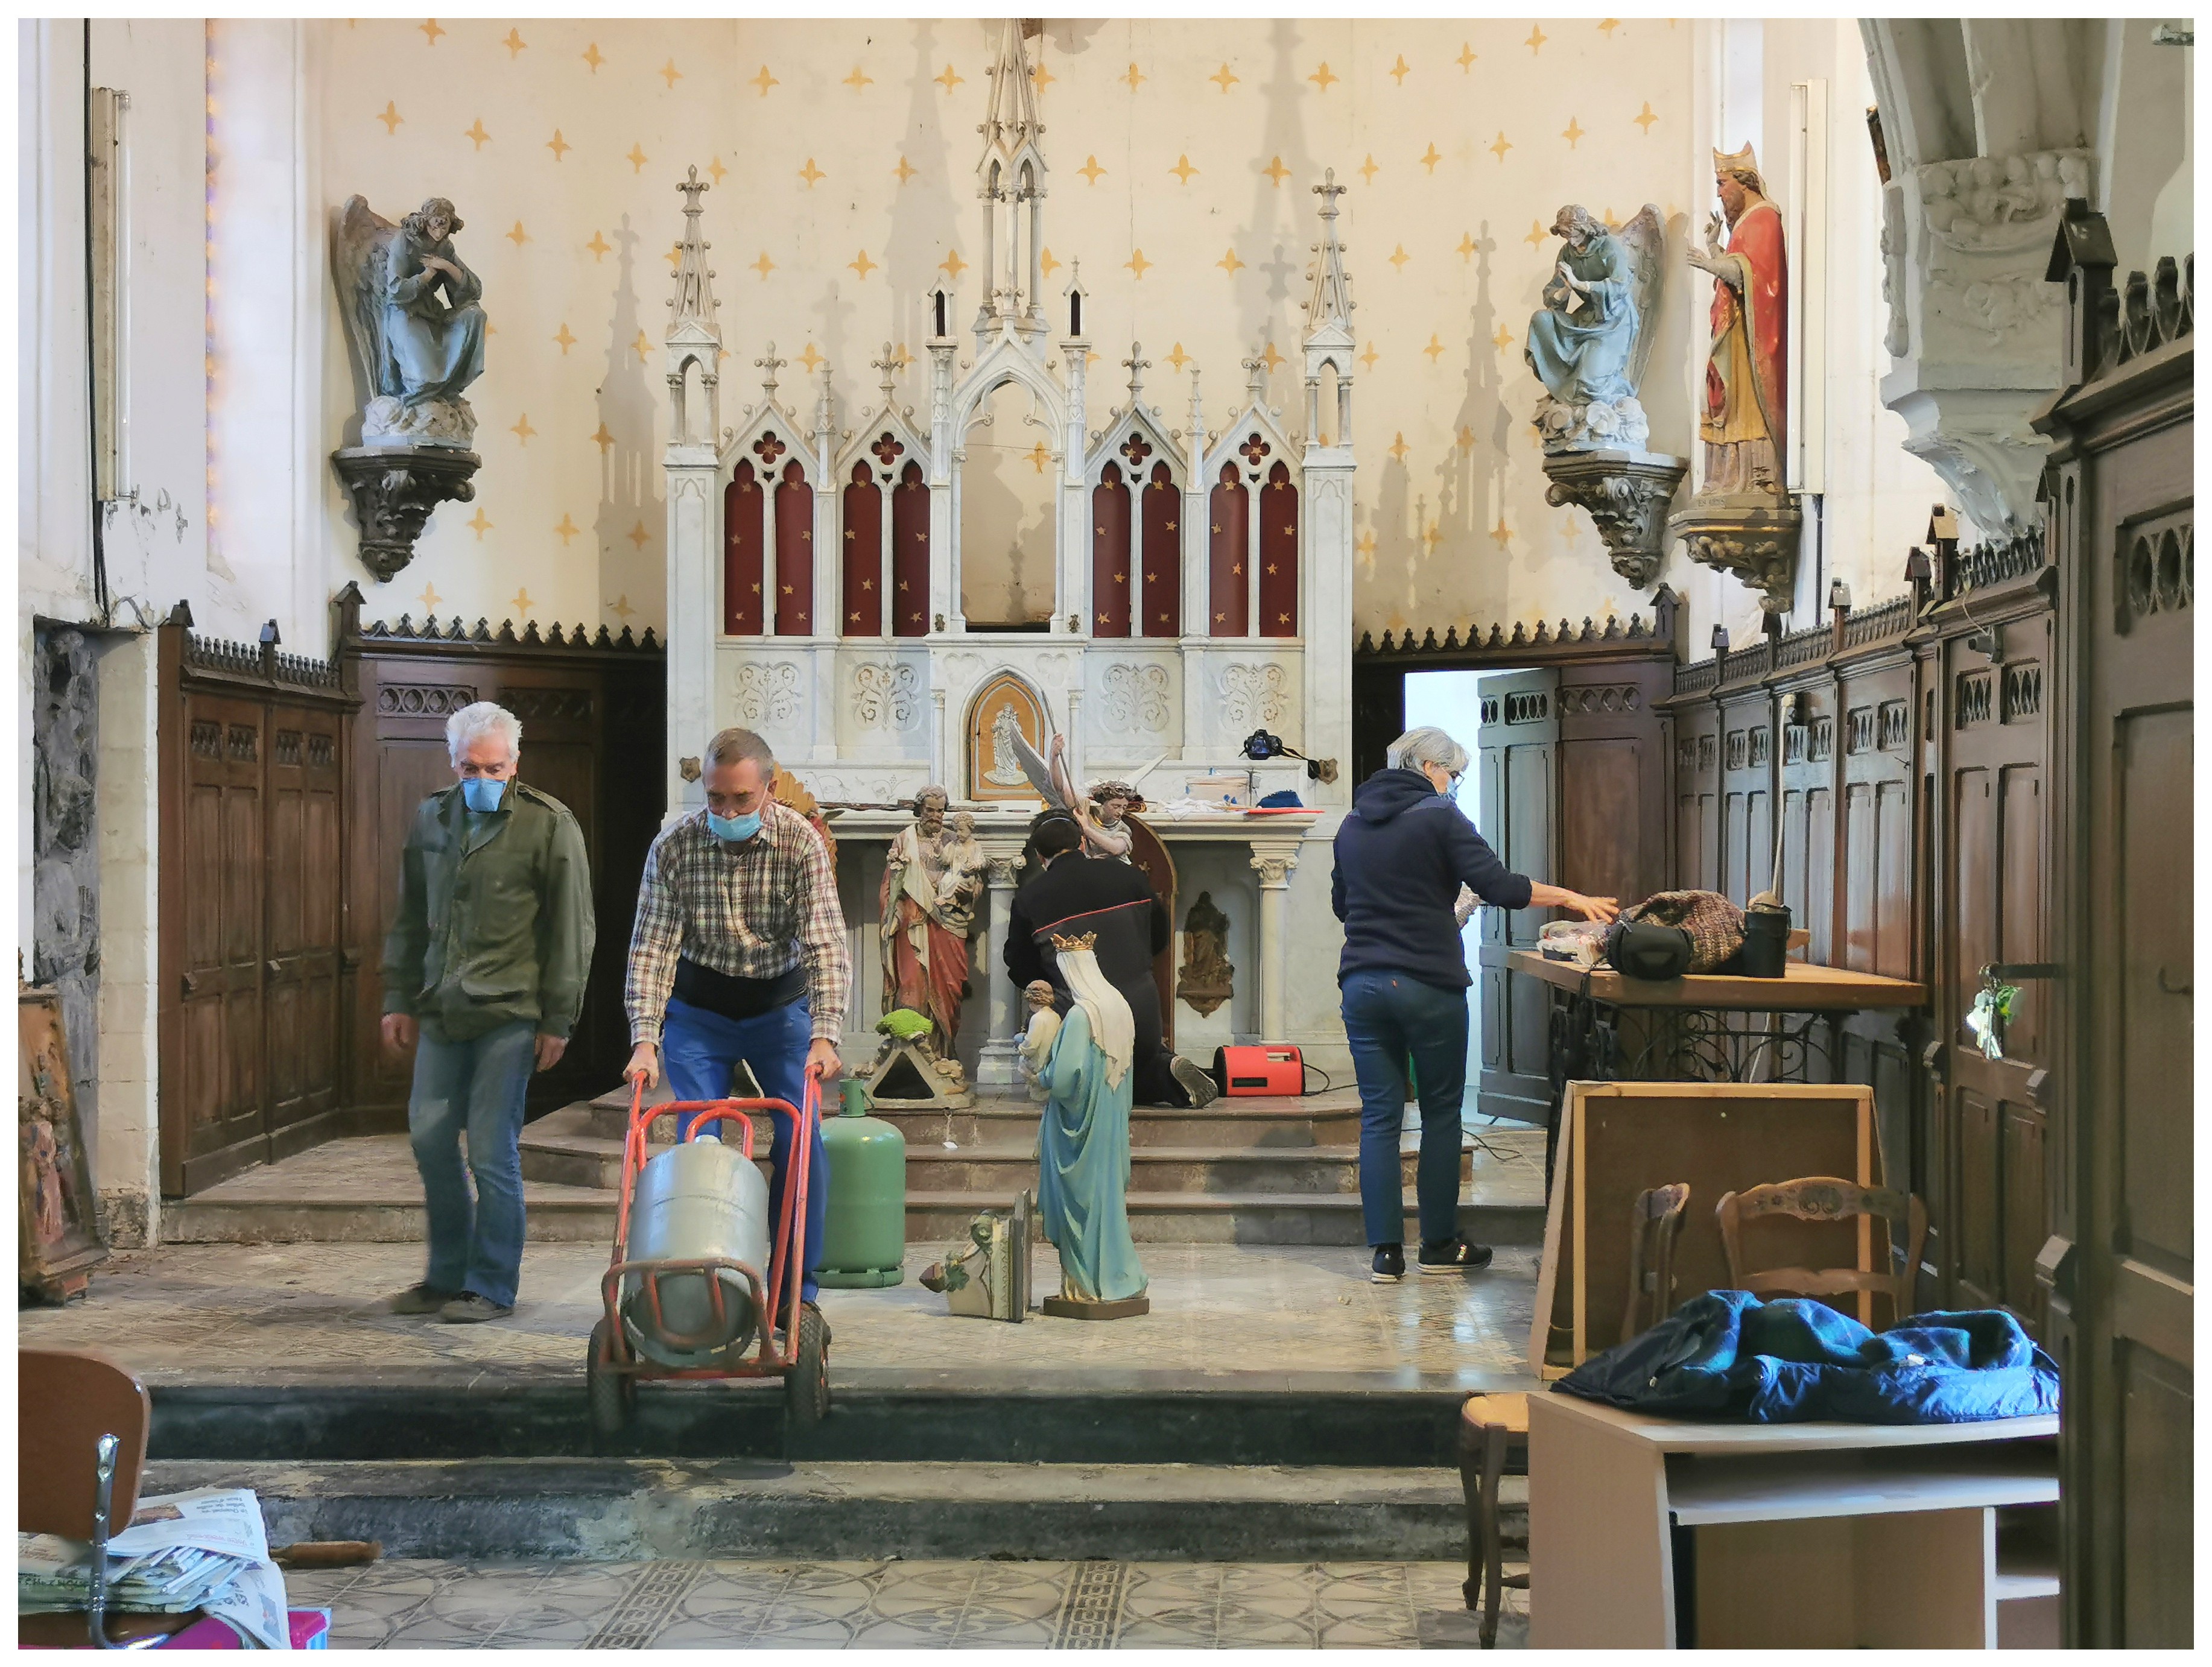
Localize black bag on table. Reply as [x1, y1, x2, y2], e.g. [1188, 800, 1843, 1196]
[1604, 920, 1694, 981]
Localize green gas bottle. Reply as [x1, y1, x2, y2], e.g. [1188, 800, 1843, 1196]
[815, 1076, 907, 1288]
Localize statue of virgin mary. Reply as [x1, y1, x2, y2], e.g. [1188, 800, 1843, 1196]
[1034, 931, 1149, 1315]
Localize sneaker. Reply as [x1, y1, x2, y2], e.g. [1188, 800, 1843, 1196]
[1371, 1244, 1406, 1283]
[439, 1292, 516, 1324]
[388, 1283, 460, 1315]
[1168, 1054, 1220, 1109]
[1418, 1238, 1494, 1276]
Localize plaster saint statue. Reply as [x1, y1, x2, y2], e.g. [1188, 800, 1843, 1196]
[1004, 723, 1133, 861]
[879, 786, 980, 1048]
[1016, 978, 1062, 1102]
[1174, 891, 1235, 1018]
[1686, 148, 1789, 496]
[1034, 931, 1149, 1314]
[334, 195, 487, 448]
[1526, 205, 1665, 453]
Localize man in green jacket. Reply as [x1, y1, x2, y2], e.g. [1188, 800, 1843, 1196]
[381, 701, 595, 1321]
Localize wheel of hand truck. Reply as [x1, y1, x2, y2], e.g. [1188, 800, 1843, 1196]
[587, 1317, 635, 1439]
[785, 1303, 831, 1429]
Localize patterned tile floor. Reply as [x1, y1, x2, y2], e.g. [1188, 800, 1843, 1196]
[280, 1557, 1528, 1649]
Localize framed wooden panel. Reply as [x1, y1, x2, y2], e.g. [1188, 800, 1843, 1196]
[1532, 1081, 1878, 1374]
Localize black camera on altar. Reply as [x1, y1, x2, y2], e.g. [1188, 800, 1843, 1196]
[1240, 730, 1336, 783]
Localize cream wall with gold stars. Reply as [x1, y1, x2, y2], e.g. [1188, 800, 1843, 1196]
[206, 16, 1940, 650]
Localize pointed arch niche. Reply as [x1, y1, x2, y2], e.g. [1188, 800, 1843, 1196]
[959, 376, 1057, 628]
[963, 669, 1050, 803]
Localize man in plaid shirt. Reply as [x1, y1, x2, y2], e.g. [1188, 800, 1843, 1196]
[624, 726, 850, 1309]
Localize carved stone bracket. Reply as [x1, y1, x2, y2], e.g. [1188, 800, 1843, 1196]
[1669, 491, 1805, 616]
[331, 445, 481, 582]
[1541, 449, 1690, 592]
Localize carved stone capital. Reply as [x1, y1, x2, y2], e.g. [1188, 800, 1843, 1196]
[1249, 847, 1300, 887]
[984, 854, 1026, 888]
[1669, 491, 1805, 616]
[1541, 449, 1690, 592]
[331, 446, 481, 582]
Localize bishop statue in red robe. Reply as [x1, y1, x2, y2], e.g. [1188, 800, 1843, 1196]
[1690, 144, 1789, 497]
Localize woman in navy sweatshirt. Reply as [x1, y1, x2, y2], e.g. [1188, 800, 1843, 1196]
[1332, 727, 1618, 1283]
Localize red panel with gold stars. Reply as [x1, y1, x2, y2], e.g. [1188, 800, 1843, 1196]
[891, 461, 930, 637]
[1140, 461, 1180, 638]
[723, 462, 764, 635]
[1208, 464, 1249, 637]
[840, 463, 882, 636]
[773, 460, 814, 636]
[1258, 460, 1299, 639]
[1091, 464, 1132, 638]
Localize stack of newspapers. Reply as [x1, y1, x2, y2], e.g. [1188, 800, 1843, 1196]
[19, 1485, 287, 1648]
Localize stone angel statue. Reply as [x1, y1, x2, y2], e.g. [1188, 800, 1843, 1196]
[1526, 203, 1665, 453]
[333, 195, 487, 448]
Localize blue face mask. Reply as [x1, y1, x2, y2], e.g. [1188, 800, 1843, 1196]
[707, 809, 762, 844]
[461, 777, 506, 814]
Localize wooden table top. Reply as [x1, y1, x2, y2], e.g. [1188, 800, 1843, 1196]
[1507, 950, 1928, 1011]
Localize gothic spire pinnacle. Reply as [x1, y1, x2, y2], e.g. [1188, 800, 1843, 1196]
[1123, 341, 1150, 405]
[977, 19, 1046, 180]
[873, 341, 899, 405]
[1302, 168, 1355, 335]
[668, 165, 719, 332]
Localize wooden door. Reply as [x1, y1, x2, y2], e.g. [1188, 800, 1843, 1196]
[264, 702, 348, 1160]
[1474, 668, 1558, 1121]
[1124, 815, 1176, 1049]
[166, 692, 270, 1192]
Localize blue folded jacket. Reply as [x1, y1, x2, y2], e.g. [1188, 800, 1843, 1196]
[1556, 1289, 2060, 1424]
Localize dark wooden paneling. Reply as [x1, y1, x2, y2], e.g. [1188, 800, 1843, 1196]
[157, 622, 357, 1196]
[336, 591, 666, 1126]
[1476, 669, 1559, 1122]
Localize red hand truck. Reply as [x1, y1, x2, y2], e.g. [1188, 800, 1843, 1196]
[585, 1068, 829, 1437]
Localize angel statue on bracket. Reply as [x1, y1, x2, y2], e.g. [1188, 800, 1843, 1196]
[1526, 203, 1690, 594]
[334, 195, 487, 448]
[1525, 204, 1665, 454]
[329, 195, 487, 582]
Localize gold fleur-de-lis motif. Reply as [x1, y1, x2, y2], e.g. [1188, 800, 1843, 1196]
[376, 101, 403, 134]
[750, 65, 778, 96]
[463, 118, 489, 149]
[1309, 62, 1339, 92]
[1210, 63, 1238, 92]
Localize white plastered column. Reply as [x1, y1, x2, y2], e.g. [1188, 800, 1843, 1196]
[663, 446, 719, 814]
[974, 843, 1029, 1087]
[1249, 840, 1302, 1041]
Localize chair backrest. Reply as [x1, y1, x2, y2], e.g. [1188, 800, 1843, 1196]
[1714, 1177, 1929, 1328]
[18, 1347, 151, 1540]
[1620, 1183, 1691, 1344]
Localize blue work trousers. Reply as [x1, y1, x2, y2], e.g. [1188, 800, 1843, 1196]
[1340, 969, 1469, 1248]
[408, 1019, 536, 1308]
[659, 995, 829, 1305]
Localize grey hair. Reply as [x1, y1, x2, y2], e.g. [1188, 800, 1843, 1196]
[1386, 726, 1469, 777]
[446, 701, 521, 765]
[912, 783, 951, 811]
[705, 726, 776, 775]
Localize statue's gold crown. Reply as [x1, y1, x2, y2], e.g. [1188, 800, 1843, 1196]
[1049, 930, 1098, 954]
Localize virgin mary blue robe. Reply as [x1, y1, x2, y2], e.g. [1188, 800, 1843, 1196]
[1035, 1005, 1147, 1305]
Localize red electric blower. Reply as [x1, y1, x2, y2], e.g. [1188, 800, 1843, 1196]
[1211, 1045, 1309, 1097]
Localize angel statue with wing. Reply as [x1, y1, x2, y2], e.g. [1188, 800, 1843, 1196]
[1525, 204, 1665, 454]
[334, 195, 487, 448]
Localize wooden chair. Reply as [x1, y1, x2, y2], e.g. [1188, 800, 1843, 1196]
[17, 1346, 197, 1649]
[1714, 1177, 1928, 1328]
[1457, 1181, 1692, 1646]
[1619, 1183, 1691, 1346]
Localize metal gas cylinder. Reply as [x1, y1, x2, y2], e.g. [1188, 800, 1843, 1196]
[816, 1077, 908, 1288]
[620, 1133, 772, 1367]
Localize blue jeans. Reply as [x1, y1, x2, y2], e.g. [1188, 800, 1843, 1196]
[659, 995, 829, 1305]
[408, 1019, 536, 1308]
[1340, 969, 1470, 1248]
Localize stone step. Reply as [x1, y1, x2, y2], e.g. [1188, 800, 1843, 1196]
[580, 1083, 1364, 1150]
[522, 1108, 1465, 1197]
[148, 1371, 1539, 1469]
[142, 1457, 1524, 1564]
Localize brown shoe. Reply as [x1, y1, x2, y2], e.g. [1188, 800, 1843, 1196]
[388, 1283, 460, 1315]
[439, 1292, 516, 1324]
